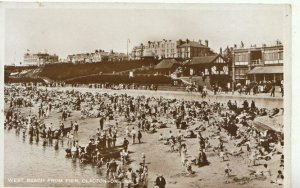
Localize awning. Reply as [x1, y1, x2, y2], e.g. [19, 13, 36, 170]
[247, 66, 283, 74]
[253, 117, 283, 133]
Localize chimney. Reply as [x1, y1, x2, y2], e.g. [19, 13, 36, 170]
[198, 40, 202, 45]
[219, 47, 222, 55]
[234, 44, 237, 48]
[205, 40, 208, 47]
[186, 38, 189, 43]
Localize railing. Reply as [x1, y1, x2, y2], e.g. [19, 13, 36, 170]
[250, 60, 263, 66]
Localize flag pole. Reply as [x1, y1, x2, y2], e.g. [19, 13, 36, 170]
[127, 39, 129, 58]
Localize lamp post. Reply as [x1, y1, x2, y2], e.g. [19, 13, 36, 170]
[232, 52, 235, 95]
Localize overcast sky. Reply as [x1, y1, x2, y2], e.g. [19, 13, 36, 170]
[4, 3, 290, 65]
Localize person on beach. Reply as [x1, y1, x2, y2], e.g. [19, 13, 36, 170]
[137, 130, 142, 144]
[123, 138, 129, 152]
[74, 121, 79, 134]
[71, 142, 77, 160]
[131, 127, 137, 144]
[155, 174, 166, 188]
[99, 116, 105, 130]
[224, 163, 232, 178]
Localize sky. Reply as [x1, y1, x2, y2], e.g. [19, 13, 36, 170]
[4, 3, 290, 65]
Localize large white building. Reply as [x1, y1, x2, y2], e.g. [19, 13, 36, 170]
[67, 50, 128, 63]
[23, 53, 59, 66]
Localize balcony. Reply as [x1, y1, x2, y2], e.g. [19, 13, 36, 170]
[250, 59, 263, 66]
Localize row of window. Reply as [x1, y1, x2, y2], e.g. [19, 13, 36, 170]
[264, 60, 284, 64]
[263, 51, 283, 61]
[235, 53, 249, 62]
[235, 62, 248, 66]
[149, 43, 176, 49]
[24, 58, 46, 62]
[235, 60, 283, 65]
[235, 51, 283, 62]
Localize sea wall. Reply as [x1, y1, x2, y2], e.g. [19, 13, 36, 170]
[50, 87, 283, 109]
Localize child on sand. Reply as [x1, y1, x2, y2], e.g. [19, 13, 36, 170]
[159, 133, 163, 141]
[186, 161, 194, 174]
[224, 163, 232, 177]
[170, 139, 175, 152]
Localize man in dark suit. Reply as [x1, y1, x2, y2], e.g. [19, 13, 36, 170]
[155, 174, 166, 188]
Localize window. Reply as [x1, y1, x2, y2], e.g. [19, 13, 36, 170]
[235, 53, 249, 62]
[264, 50, 283, 64]
[279, 51, 283, 60]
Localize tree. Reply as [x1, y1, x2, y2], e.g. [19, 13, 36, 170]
[223, 46, 233, 65]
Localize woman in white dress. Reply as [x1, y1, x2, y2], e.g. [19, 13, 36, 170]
[46, 107, 50, 118]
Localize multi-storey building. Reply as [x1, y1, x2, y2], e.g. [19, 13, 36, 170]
[67, 53, 90, 64]
[232, 41, 284, 85]
[131, 39, 215, 60]
[67, 50, 127, 63]
[108, 51, 128, 62]
[131, 44, 145, 60]
[144, 39, 178, 59]
[23, 53, 59, 66]
[177, 39, 215, 59]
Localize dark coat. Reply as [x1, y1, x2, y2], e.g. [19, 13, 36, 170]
[155, 176, 166, 188]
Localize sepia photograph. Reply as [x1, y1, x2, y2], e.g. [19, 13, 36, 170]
[1, 2, 291, 188]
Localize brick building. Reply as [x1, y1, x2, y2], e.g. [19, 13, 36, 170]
[177, 39, 215, 59]
[131, 38, 215, 60]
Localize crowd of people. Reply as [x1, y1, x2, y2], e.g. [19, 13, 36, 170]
[4, 83, 284, 187]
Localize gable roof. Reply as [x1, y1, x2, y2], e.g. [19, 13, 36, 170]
[188, 55, 220, 65]
[178, 41, 209, 48]
[155, 59, 180, 69]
